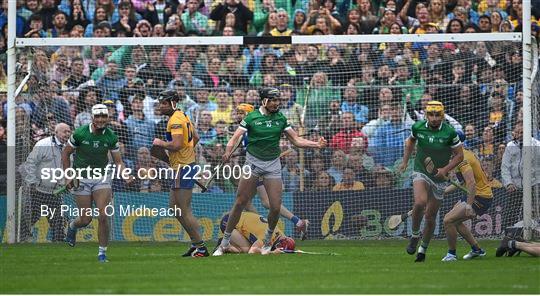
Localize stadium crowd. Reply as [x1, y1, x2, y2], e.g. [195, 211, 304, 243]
[0, 0, 538, 196]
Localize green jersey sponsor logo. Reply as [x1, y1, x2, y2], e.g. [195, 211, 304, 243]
[241, 110, 291, 161]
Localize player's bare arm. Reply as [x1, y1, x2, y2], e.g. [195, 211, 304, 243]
[435, 145, 464, 180]
[61, 144, 75, 188]
[223, 128, 247, 162]
[110, 150, 134, 184]
[284, 128, 326, 149]
[398, 136, 416, 173]
[153, 133, 183, 152]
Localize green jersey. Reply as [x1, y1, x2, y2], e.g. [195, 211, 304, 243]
[411, 120, 461, 183]
[239, 108, 291, 161]
[68, 124, 119, 175]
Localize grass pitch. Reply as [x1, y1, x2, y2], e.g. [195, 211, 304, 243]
[1, 240, 539, 294]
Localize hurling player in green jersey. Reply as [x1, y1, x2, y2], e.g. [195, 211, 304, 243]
[62, 104, 132, 262]
[398, 101, 464, 262]
[213, 87, 327, 256]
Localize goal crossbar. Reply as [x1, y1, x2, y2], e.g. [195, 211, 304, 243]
[15, 33, 522, 48]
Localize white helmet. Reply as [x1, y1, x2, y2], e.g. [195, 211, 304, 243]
[91, 104, 109, 118]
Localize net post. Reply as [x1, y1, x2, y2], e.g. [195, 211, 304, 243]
[522, 0, 533, 241]
[6, 0, 18, 244]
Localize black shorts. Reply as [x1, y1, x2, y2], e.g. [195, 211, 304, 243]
[460, 196, 492, 216]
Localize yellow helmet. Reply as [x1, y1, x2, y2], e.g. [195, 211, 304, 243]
[425, 101, 444, 114]
[236, 103, 255, 113]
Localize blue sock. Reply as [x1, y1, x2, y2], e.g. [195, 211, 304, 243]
[471, 244, 481, 252]
[98, 246, 107, 255]
[448, 249, 456, 255]
[291, 216, 300, 225]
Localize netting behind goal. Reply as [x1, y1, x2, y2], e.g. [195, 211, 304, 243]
[8, 35, 533, 243]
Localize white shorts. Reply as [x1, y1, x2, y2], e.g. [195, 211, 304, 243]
[70, 177, 112, 196]
[245, 152, 282, 179]
[412, 172, 448, 200]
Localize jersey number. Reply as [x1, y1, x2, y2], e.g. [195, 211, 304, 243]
[186, 122, 193, 143]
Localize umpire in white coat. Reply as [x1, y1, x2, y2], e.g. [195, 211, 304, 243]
[500, 124, 540, 229]
[19, 123, 71, 241]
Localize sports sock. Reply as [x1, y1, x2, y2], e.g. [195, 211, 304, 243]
[291, 216, 300, 225]
[508, 240, 516, 249]
[69, 220, 78, 230]
[98, 246, 107, 255]
[264, 228, 274, 245]
[194, 241, 205, 248]
[418, 241, 429, 254]
[412, 230, 421, 238]
[448, 249, 456, 256]
[471, 244, 481, 252]
[221, 232, 231, 247]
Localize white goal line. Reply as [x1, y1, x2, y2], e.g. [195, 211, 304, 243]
[15, 33, 522, 47]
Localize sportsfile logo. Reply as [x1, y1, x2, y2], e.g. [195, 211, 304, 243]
[40, 164, 253, 183]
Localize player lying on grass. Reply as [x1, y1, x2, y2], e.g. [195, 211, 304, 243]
[398, 100, 464, 262]
[234, 103, 310, 240]
[245, 184, 309, 240]
[214, 211, 295, 254]
[152, 90, 208, 257]
[63, 104, 132, 262]
[496, 237, 540, 257]
[213, 87, 326, 256]
[441, 131, 492, 261]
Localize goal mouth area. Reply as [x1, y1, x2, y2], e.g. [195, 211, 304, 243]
[7, 32, 536, 243]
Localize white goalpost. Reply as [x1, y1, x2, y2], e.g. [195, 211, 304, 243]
[6, 0, 18, 244]
[5, 4, 537, 243]
[521, 0, 534, 241]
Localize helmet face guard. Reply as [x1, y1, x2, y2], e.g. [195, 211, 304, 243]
[260, 87, 281, 100]
[91, 104, 109, 131]
[91, 104, 109, 118]
[260, 87, 281, 113]
[158, 90, 180, 111]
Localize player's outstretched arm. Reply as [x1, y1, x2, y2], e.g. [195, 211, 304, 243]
[398, 136, 416, 173]
[223, 128, 246, 162]
[284, 128, 326, 149]
[110, 150, 134, 184]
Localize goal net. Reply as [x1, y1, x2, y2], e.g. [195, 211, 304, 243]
[6, 33, 535, 243]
